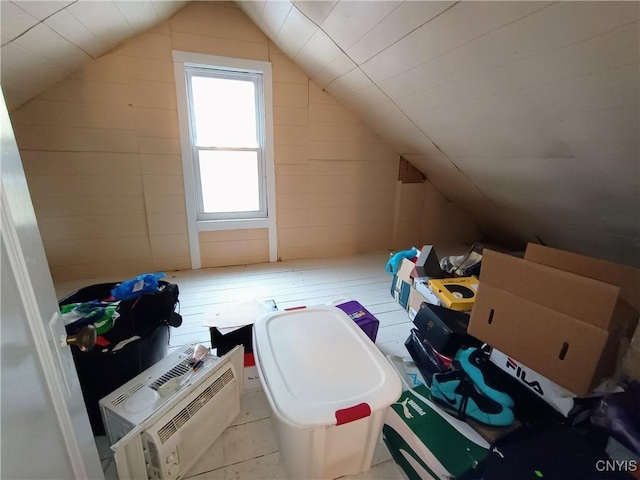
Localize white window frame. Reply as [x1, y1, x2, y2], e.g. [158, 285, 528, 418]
[186, 67, 266, 221]
[173, 51, 277, 269]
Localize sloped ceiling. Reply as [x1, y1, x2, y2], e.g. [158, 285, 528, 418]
[0, 0, 187, 110]
[2, 1, 639, 266]
[239, 0, 640, 266]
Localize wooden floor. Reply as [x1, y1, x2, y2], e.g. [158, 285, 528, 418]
[56, 252, 427, 480]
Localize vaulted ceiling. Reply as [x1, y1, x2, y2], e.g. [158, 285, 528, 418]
[0, 1, 187, 109]
[2, 1, 639, 266]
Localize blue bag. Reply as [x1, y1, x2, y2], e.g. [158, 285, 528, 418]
[111, 272, 166, 301]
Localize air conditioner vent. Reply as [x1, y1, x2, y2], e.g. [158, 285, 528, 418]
[210, 376, 225, 397]
[148, 348, 196, 391]
[199, 386, 214, 405]
[111, 382, 145, 407]
[221, 368, 234, 384]
[157, 422, 177, 444]
[172, 408, 190, 431]
[157, 366, 235, 444]
[150, 360, 194, 392]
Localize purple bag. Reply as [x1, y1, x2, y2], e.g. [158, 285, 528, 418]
[335, 300, 379, 342]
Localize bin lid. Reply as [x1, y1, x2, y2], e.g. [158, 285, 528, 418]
[253, 306, 401, 428]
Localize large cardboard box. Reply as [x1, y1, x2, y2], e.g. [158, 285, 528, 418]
[407, 286, 428, 320]
[383, 385, 488, 480]
[468, 244, 640, 396]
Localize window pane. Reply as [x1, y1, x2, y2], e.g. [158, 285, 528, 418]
[191, 76, 258, 148]
[199, 150, 260, 213]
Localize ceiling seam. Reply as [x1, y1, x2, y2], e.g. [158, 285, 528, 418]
[345, 61, 499, 210]
[65, 2, 121, 58]
[149, 1, 164, 24]
[256, 1, 267, 26]
[413, 102, 636, 141]
[12, 0, 79, 24]
[312, 2, 564, 212]
[322, 1, 461, 91]
[402, 59, 640, 120]
[339, 0, 404, 55]
[291, 1, 404, 88]
[290, 25, 319, 60]
[366, 1, 558, 88]
[112, 3, 137, 33]
[271, 3, 295, 45]
[2, 38, 75, 80]
[302, 51, 499, 210]
[289, 0, 337, 46]
[6, 1, 81, 47]
[392, 18, 640, 109]
[2, 21, 42, 47]
[288, 1, 337, 69]
[357, 1, 459, 66]
[325, 77, 500, 211]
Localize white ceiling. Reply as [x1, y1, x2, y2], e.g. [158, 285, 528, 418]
[0, 0, 187, 109]
[2, 1, 639, 265]
[239, 0, 640, 265]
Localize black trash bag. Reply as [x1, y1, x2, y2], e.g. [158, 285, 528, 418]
[59, 280, 182, 435]
[63, 280, 182, 354]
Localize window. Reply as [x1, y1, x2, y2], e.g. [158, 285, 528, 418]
[174, 52, 277, 268]
[186, 67, 266, 220]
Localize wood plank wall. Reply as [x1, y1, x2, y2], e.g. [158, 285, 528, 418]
[9, 1, 478, 281]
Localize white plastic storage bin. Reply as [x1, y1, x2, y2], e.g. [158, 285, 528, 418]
[253, 306, 402, 480]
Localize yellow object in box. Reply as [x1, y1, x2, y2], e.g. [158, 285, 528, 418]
[428, 277, 479, 311]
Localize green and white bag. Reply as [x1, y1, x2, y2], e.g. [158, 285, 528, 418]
[383, 385, 489, 480]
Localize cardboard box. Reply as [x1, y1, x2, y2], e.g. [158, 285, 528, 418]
[391, 258, 416, 310]
[398, 257, 416, 283]
[524, 243, 640, 315]
[413, 279, 443, 309]
[383, 385, 489, 480]
[468, 245, 640, 396]
[408, 286, 429, 320]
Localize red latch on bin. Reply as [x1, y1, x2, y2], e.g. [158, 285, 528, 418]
[335, 403, 371, 425]
[244, 352, 255, 367]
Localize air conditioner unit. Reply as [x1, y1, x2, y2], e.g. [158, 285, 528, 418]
[100, 344, 244, 480]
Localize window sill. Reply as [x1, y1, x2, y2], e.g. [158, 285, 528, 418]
[196, 218, 271, 232]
